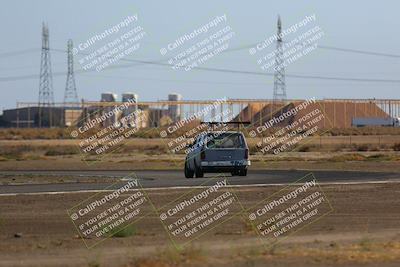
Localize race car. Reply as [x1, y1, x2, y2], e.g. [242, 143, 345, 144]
[184, 130, 250, 178]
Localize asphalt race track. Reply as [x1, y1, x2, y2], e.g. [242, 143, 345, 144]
[0, 169, 399, 195]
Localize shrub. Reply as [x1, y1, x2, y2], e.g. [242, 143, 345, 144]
[44, 147, 78, 156]
[355, 144, 369, 152]
[393, 143, 400, 151]
[110, 224, 136, 238]
[328, 153, 366, 162]
[298, 145, 311, 152]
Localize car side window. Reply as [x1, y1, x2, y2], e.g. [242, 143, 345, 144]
[192, 135, 200, 150]
[196, 134, 205, 149]
[240, 134, 245, 146]
[199, 135, 204, 146]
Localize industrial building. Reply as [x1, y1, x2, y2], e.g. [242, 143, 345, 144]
[234, 99, 393, 128]
[0, 107, 80, 128]
[2, 98, 399, 129]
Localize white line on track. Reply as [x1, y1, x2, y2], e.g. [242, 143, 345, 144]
[0, 179, 399, 197]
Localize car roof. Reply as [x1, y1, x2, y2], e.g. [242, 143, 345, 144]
[210, 131, 242, 133]
[201, 131, 244, 135]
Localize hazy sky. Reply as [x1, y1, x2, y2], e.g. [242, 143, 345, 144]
[0, 0, 399, 110]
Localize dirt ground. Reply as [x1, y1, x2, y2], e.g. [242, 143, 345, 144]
[1, 152, 400, 174]
[0, 183, 399, 267]
[1, 138, 400, 266]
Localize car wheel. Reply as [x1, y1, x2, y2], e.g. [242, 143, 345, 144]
[195, 161, 204, 178]
[231, 170, 239, 176]
[184, 160, 194, 178]
[238, 168, 247, 176]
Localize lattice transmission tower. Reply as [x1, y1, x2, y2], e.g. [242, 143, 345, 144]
[64, 39, 79, 105]
[273, 15, 287, 103]
[38, 22, 54, 107]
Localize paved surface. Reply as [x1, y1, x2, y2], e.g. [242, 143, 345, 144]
[0, 170, 399, 194]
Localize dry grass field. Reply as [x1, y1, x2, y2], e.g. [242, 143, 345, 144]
[0, 135, 399, 172]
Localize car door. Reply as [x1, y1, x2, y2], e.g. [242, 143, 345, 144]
[189, 134, 204, 169]
[187, 135, 200, 169]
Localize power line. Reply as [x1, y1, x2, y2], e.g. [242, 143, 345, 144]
[1, 43, 400, 84]
[2, 56, 400, 84]
[0, 48, 38, 58]
[235, 42, 400, 58]
[318, 45, 400, 58]
[1, 40, 399, 61]
[80, 73, 273, 86]
[69, 49, 400, 84]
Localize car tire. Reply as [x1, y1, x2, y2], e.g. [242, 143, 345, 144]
[238, 168, 247, 176]
[184, 160, 194, 178]
[231, 170, 239, 176]
[194, 161, 204, 178]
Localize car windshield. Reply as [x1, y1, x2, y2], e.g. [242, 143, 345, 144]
[205, 133, 245, 149]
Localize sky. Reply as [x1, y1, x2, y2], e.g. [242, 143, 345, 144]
[0, 0, 399, 111]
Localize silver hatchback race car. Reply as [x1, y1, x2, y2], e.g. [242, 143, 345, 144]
[184, 131, 250, 178]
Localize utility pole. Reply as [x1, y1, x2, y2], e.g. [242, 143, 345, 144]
[64, 39, 79, 106]
[38, 22, 54, 127]
[273, 15, 287, 104]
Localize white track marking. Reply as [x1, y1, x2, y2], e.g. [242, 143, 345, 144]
[0, 179, 399, 196]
